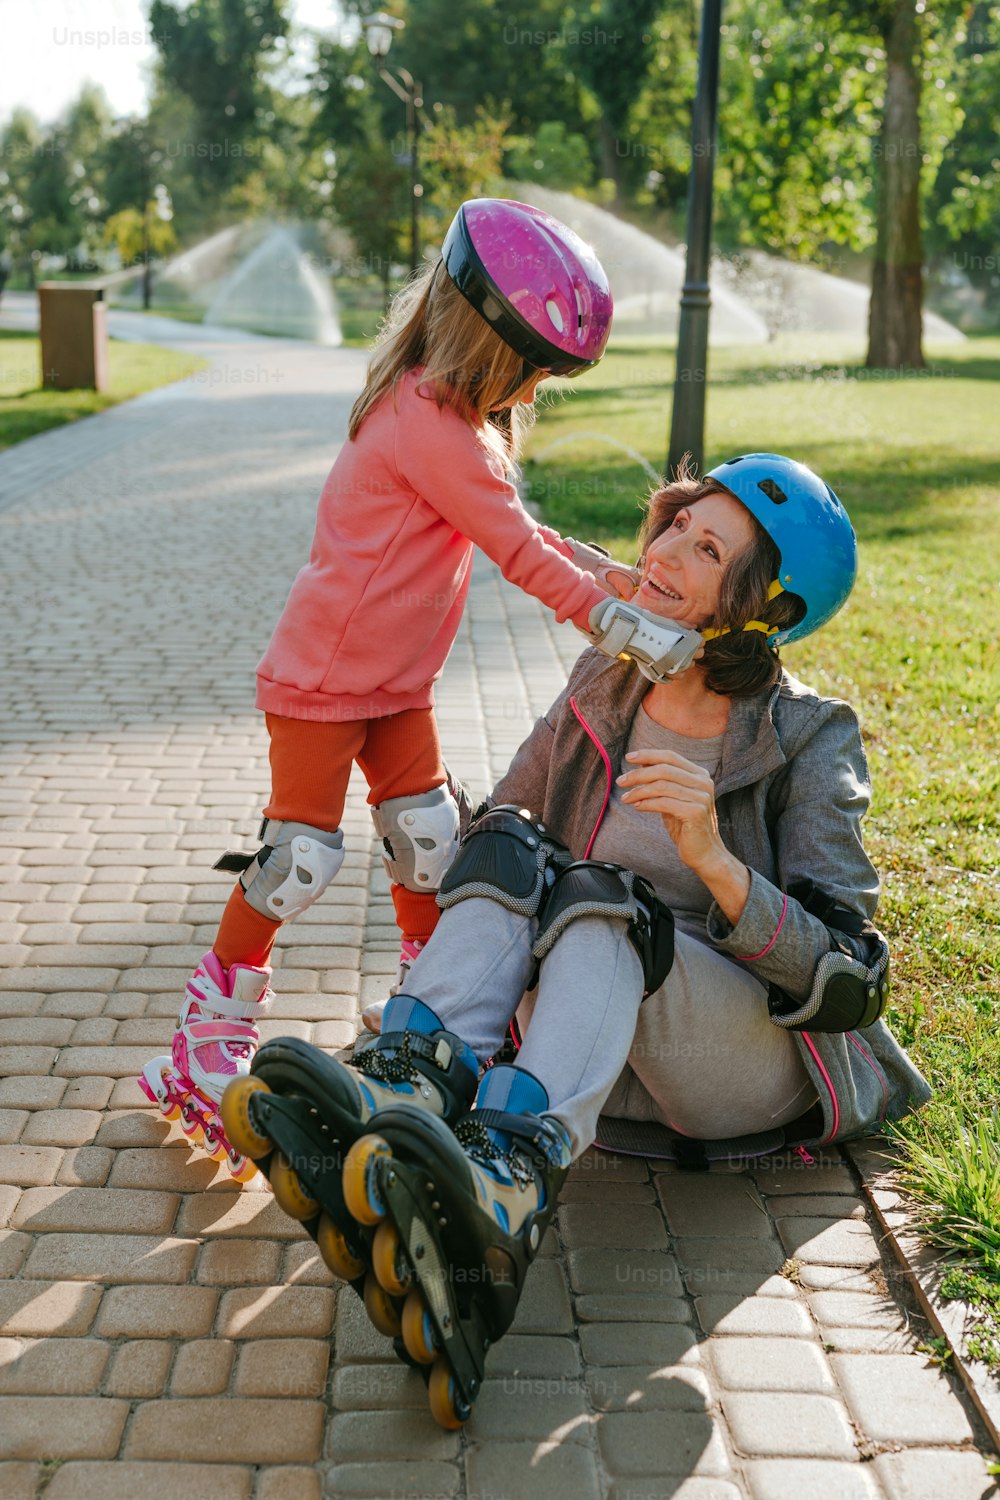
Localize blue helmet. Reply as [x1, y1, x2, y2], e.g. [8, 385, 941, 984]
[704, 453, 858, 646]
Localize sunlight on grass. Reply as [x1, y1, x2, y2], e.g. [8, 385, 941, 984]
[0, 331, 207, 452]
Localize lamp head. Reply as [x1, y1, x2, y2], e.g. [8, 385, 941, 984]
[362, 11, 404, 58]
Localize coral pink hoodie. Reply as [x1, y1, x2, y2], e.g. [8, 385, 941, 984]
[256, 368, 607, 722]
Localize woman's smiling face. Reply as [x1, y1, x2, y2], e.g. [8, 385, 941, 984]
[635, 491, 756, 631]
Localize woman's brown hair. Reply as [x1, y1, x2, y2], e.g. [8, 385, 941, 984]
[347, 259, 539, 465]
[639, 459, 805, 698]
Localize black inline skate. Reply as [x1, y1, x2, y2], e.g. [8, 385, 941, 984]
[338, 1061, 572, 1428]
[218, 997, 479, 1334]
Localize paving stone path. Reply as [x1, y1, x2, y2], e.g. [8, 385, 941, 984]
[0, 311, 996, 1500]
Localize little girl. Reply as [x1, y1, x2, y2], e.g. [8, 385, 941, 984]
[138, 197, 673, 1176]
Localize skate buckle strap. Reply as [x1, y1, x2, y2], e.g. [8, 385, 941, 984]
[455, 1110, 552, 1189]
[471, 1108, 567, 1167]
[348, 1030, 453, 1086]
[186, 984, 271, 1022]
[186, 1017, 257, 1045]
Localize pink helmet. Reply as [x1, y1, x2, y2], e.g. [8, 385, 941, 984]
[441, 198, 613, 376]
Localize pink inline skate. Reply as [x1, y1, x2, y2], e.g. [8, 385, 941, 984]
[138, 952, 272, 1181]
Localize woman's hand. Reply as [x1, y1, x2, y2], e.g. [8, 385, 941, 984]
[616, 748, 752, 925]
[616, 748, 723, 874]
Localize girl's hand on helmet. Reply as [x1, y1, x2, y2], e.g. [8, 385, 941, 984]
[616, 749, 724, 873]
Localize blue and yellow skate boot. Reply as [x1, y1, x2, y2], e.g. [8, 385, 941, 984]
[218, 998, 479, 1311]
[341, 1063, 572, 1428]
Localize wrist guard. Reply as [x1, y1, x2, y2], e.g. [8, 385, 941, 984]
[564, 538, 640, 599]
[587, 598, 704, 682]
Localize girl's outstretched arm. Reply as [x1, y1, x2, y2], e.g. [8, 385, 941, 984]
[395, 397, 609, 632]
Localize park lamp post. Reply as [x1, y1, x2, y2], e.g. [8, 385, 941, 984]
[362, 11, 423, 275]
[667, 0, 723, 479]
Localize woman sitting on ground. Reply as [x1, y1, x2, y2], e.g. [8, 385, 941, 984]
[240, 452, 931, 1427]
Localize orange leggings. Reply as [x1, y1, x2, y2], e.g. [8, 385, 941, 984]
[214, 707, 446, 969]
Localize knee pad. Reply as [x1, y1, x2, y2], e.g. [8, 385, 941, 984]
[531, 861, 674, 997]
[221, 820, 345, 921]
[372, 784, 461, 892]
[437, 804, 570, 918]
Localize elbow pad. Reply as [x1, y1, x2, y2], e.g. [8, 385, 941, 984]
[768, 880, 890, 1032]
[587, 598, 704, 682]
[767, 941, 890, 1032]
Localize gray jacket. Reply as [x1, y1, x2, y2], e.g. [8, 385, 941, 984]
[486, 647, 932, 1150]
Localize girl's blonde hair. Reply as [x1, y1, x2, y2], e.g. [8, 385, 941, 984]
[348, 259, 539, 463]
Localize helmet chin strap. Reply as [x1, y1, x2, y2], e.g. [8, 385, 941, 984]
[701, 579, 785, 641]
[489, 360, 542, 410]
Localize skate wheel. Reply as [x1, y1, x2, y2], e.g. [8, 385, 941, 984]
[219, 1076, 273, 1160]
[372, 1220, 412, 1296]
[204, 1130, 229, 1162]
[229, 1155, 258, 1185]
[317, 1213, 365, 1282]
[363, 1271, 402, 1338]
[401, 1289, 437, 1364]
[343, 1134, 391, 1227]
[160, 1100, 182, 1123]
[428, 1355, 470, 1429]
[180, 1107, 204, 1144]
[270, 1151, 320, 1221]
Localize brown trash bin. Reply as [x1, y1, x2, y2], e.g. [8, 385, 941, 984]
[38, 283, 109, 392]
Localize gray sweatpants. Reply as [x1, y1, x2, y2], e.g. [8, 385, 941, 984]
[404, 897, 817, 1160]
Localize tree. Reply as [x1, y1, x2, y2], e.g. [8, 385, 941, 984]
[148, 0, 292, 192]
[926, 4, 1000, 316]
[867, 0, 926, 367]
[569, 0, 664, 200]
[381, 0, 595, 143]
[0, 110, 44, 284]
[333, 142, 409, 297]
[310, 33, 408, 290]
[103, 207, 177, 266]
[60, 84, 116, 266]
[504, 119, 595, 190]
[0, 108, 87, 283]
[629, 3, 882, 256]
[420, 105, 508, 224]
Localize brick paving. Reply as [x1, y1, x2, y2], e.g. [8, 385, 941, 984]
[1, 311, 997, 1498]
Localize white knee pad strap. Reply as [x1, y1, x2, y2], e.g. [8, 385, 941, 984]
[372, 785, 460, 891]
[241, 820, 345, 921]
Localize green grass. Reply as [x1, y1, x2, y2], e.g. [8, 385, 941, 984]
[124, 300, 208, 326]
[333, 276, 396, 347]
[526, 332, 1000, 1342]
[0, 331, 207, 452]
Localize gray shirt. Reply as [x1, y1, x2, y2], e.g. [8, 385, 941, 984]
[590, 704, 724, 939]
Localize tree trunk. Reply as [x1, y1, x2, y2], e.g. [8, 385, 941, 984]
[597, 117, 625, 207]
[867, 0, 925, 369]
